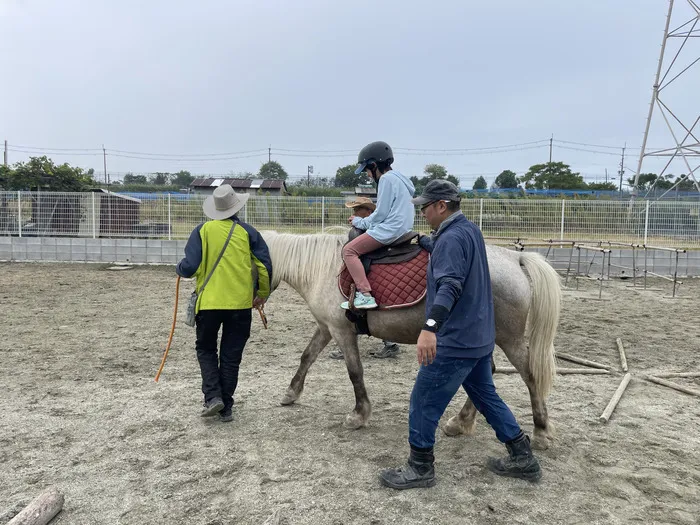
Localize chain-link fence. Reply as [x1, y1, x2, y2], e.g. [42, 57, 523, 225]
[1, 191, 699, 247]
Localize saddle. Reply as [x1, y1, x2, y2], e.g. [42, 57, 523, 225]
[338, 231, 428, 313]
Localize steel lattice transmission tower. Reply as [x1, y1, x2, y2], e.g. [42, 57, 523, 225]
[633, 0, 700, 198]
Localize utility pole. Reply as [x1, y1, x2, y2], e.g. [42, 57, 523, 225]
[268, 145, 271, 163]
[3, 140, 7, 166]
[605, 168, 608, 184]
[618, 144, 626, 194]
[307, 165, 313, 186]
[102, 144, 109, 186]
[549, 134, 553, 163]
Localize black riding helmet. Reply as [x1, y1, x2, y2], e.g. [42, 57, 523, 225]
[354, 141, 394, 175]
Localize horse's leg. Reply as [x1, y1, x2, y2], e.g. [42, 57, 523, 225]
[280, 326, 332, 406]
[499, 338, 554, 450]
[443, 398, 478, 437]
[331, 326, 371, 430]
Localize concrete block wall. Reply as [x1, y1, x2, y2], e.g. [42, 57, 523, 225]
[0, 237, 187, 265]
[1, 236, 699, 276]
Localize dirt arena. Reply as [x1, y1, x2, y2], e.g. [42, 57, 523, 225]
[0, 262, 698, 524]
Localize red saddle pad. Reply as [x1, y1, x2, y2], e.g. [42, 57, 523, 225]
[338, 250, 429, 310]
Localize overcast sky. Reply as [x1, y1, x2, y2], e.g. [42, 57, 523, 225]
[1, 0, 698, 187]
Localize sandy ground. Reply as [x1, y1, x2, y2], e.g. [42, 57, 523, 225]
[0, 262, 699, 525]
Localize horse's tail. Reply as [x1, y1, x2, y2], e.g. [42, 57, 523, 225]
[519, 252, 561, 398]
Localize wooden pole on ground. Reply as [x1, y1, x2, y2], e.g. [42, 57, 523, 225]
[616, 338, 628, 372]
[599, 373, 632, 423]
[653, 372, 700, 379]
[494, 367, 610, 375]
[8, 487, 64, 525]
[556, 352, 612, 370]
[644, 375, 700, 397]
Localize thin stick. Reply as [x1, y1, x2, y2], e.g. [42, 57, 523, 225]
[155, 275, 180, 382]
[494, 367, 610, 375]
[599, 373, 632, 423]
[653, 372, 700, 378]
[556, 352, 612, 370]
[644, 375, 700, 397]
[616, 338, 628, 372]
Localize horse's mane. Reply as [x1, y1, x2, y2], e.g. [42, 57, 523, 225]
[262, 231, 346, 289]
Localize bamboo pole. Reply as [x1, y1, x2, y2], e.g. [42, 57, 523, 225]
[653, 372, 700, 379]
[616, 338, 628, 372]
[556, 352, 612, 370]
[494, 367, 610, 375]
[599, 373, 632, 423]
[644, 375, 700, 397]
[8, 487, 64, 525]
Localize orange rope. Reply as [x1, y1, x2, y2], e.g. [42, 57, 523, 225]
[155, 275, 180, 382]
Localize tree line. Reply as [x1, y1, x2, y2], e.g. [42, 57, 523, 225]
[1, 155, 696, 195]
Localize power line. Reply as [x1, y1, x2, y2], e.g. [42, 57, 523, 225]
[107, 148, 269, 158]
[554, 139, 641, 150]
[107, 152, 269, 161]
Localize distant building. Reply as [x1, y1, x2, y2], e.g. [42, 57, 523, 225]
[354, 185, 377, 198]
[190, 178, 288, 196]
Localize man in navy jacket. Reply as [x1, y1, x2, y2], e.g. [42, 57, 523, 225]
[379, 180, 541, 490]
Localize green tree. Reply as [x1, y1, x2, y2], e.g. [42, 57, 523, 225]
[334, 164, 370, 188]
[494, 169, 519, 189]
[123, 173, 148, 184]
[628, 173, 662, 192]
[258, 161, 288, 180]
[2, 156, 94, 191]
[520, 162, 587, 190]
[150, 172, 171, 185]
[410, 164, 461, 195]
[227, 171, 255, 179]
[171, 170, 195, 187]
[473, 176, 488, 190]
[587, 182, 618, 191]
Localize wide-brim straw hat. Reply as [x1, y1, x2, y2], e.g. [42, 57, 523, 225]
[202, 184, 250, 220]
[344, 196, 376, 211]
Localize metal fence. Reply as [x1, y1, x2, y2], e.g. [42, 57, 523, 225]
[1, 191, 699, 247]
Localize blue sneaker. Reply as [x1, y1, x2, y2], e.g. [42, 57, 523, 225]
[341, 292, 378, 310]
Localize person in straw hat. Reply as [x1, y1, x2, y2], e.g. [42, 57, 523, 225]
[177, 184, 273, 423]
[327, 196, 402, 360]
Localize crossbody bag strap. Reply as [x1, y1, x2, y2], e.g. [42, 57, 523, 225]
[198, 221, 236, 296]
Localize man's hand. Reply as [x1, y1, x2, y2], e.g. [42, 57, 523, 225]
[253, 296, 266, 309]
[416, 330, 437, 366]
[348, 215, 356, 225]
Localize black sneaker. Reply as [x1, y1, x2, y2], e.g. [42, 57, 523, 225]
[379, 460, 436, 490]
[201, 397, 224, 417]
[371, 343, 400, 359]
[219, 409, 233, 423]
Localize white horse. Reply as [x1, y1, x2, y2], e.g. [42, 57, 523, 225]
[262, 231, 561, 450]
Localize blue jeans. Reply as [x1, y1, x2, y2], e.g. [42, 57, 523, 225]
[408, 352, 521, 449]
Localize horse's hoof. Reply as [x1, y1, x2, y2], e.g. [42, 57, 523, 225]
[443, 416, 474, 437]
[344, 412, 367, 430]
[531, 433, 552, 451]
[280, 389, 298, 406]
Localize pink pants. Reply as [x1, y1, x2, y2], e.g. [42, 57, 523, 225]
[342, 233, 384, 294]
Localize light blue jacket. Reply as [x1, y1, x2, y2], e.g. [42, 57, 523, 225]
[351, 170, 415, 244]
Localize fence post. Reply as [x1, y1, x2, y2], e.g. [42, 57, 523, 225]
[560, 199, 566, 240]
[321, 196, 325, 232]
[168, 193, 172, 240]
[92, 192, 96, 239]
[644, 199, 650, 245]
[17, 191, 22, 238]
[479, 199, 483, 230]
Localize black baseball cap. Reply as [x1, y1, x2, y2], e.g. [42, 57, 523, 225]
[411, 179, 461, 205]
